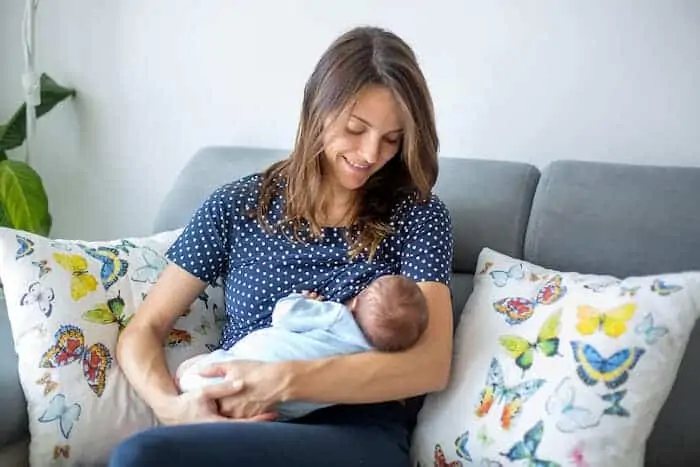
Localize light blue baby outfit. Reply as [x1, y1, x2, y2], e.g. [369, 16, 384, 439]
[177, 292, 373, 419]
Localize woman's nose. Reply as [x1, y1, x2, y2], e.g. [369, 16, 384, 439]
[359, 135, 380, 163]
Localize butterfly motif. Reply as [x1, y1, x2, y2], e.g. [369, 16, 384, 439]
[212, 303, 226, 326]
[635, 312, 669, 345]
[478, 261, 494, 275]
[38, 393, 82, 439]
[131, 246, 167, 284]
[493, 275, 567, 325]
[32, 259, 52, 278]
[78, 244, 128, 291]
[49, 240, 75, 252]
[15, 234, 35, 259]
[434, 444, 462, 467]
[476, 425, 494, 447]
[40, 324, 112, 397]
[490, 264, 525, 287]
[454, 430, 472, 462]
[651, 278, 683, 296]
[601, 390, 630, 417]
[167, 329, 192, 347]
[475, 357, 545, 430]
[583, 279, 620, 293]
[114, 239, 137, 254]
[576, 302, 636, 338]
[569, 441, 588, 467]
[53, 445, 71, 460]
[52, 252, 99, 301]
[479, 460, 503, 467]
[570, 341, 645, 390]
[194, 317, 212, 336]
[20, 281, 55, 317]
[499, 420, 559, 466]
[197, 290, 211, 309]
[619, 285, 640, 297]
[36, 371, 59, 396]
[545, 377, 600, 433]
[83, 291, 132, 331]
[499, 309, 562, 375]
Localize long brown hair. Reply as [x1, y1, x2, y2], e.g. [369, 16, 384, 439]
[255, 26, 439, 259]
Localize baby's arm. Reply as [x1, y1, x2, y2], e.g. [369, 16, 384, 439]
[272, 293, 345, 333]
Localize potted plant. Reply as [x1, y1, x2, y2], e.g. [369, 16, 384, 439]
[0, 73, 75, 236]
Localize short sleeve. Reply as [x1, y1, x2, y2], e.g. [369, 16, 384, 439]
[165, 180, 248, 285]
[399, 195, 454, 286]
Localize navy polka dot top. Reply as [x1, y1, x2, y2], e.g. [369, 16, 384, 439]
[165, 174, 454, 351]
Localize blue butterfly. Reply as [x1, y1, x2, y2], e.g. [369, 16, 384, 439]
[38, 393, 82, 439]
[15, 234, 35, 260]
[454, 430, 472, 462]
[651, 279, 683, 296]
[499, 420, 559, 467]
[490, 264, 525, 287]
[635, 312, 669, 345]
[545, 377, 600, 433]
[601, 390, 630, 417]
[130, 246, 167, 284]
[570, 341, 645, 389]
[78, 244, 128, 290]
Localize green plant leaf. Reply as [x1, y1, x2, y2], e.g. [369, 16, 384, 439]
[0, 74, 76, 151]
[0, 202, 10, 228]
[0, 160, 51, 235]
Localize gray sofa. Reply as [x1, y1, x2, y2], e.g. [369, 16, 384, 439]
[1, 146, 699, 466]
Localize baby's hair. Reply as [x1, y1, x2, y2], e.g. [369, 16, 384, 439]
[354, 275, 429, 352]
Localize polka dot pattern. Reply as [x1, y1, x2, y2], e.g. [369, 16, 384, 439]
[166, 174, 454, 350]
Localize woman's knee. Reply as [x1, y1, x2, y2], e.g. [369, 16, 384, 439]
[108, 428, 170, 467]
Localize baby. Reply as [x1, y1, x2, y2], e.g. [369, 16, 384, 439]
[175, 274, 429, 420]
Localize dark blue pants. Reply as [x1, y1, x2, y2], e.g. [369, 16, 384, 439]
[108, 402, 411, 466]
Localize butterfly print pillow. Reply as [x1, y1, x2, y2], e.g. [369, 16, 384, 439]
[410, 247, 700, 467]
[0, 227, 224, 466]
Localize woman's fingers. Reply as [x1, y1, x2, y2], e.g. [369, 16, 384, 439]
[199, 380, 245, 400]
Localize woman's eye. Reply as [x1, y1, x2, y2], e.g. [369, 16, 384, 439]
[346, 127, 364, 135]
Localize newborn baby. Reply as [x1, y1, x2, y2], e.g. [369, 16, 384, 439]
[175, 274, 429, 420]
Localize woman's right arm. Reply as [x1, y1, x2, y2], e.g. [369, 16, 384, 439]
[116, 264, 205, 414]
[116, 264, 255, 424]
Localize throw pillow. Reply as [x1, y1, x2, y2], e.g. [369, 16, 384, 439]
[0, 227, 224, 466]
[410, 247, 700, 467]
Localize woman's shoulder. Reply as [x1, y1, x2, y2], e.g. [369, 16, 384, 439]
[391, 191, 452, 228]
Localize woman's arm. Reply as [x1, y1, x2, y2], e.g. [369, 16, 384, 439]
[116, 265, 205, 411]
[211, 281, 453, 417]
[117, 264, 262, 424]
[282, 281, 453, 402]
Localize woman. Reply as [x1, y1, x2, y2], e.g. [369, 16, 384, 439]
[110, 25, 454, 466]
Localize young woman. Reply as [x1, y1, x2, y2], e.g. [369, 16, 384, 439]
[110, 25, 455, 466]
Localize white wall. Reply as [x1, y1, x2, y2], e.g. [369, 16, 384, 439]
[1, 1, 699, 241]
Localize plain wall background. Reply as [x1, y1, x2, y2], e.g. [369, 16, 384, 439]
[1, 0, 698, 240]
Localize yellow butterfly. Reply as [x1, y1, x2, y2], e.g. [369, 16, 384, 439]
[53, 253, 99, 301]
[576, 303, 636, 338]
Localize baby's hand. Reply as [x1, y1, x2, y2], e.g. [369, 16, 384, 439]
[301, 290, 325, 301]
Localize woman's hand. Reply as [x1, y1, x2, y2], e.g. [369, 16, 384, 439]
[155, 380, 277, 425]
[197, 360, 287, 420]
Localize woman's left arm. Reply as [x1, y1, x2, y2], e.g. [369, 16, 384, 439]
[282, 280, 454, 402]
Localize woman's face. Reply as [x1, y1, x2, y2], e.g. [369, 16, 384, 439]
[321, 84, 404, 193]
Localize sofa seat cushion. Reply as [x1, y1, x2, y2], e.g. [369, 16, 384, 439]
[411, 248, 700, 467]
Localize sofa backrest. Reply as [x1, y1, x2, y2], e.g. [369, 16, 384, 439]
[523, 160, 700, 466]
[154, 146, 542, 323]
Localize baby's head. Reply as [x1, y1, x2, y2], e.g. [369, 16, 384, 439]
[349, 274, 429, 352]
